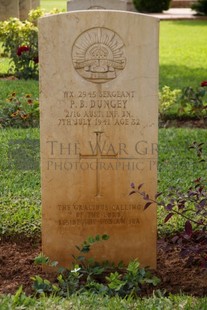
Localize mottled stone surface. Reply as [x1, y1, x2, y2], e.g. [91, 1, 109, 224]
[32, 0, 40, 9]
[39, 11, 159, 269]
[0, 0, 40, 21]
[0, 0, 19, 21]
[19, 0, 32, 20]
[67, 0, 127, 11]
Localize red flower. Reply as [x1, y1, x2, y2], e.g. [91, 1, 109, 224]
[201, 81, 207, 87]
[17, 45, 30, 56]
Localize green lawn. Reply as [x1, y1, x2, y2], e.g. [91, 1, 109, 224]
[1, 292, 207, 309]
[160, 21, 207, 89]
[41, 0, 66, 11]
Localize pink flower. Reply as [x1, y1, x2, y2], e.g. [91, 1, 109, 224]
[17, 46, 30, 56]
[201, 81, 207, 87]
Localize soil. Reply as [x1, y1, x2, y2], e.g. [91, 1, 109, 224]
[0, 235, 206, 297]
[160, 118, 207, 129]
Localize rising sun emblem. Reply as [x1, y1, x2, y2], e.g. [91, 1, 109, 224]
[72, 27, 126, 84]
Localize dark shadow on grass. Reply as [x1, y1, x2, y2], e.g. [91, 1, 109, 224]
[160, 64, 207, 89]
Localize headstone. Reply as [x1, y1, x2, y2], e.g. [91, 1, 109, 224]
[39, 10, 159, 269]
[0, 0, 19, 21]
[32, 0, 40, 9]
[19, 0, 32, 20]
[126, 0, 136, 11]
[67, 0, 127, 11]
[0, 0, 40, 22]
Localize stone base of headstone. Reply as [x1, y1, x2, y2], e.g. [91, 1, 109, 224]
[67, 0, 128, 11]
[0, 0, 19, 21]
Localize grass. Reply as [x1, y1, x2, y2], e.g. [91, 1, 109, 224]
[158, 128, 207, 191]
[0, 127, 206, 238]
[41, 0, 66, 11]
[0, 128, 40, 237]
[0, 292, 207, 309]
[160, 21, 207, 89]
[0, 80, 39, 102]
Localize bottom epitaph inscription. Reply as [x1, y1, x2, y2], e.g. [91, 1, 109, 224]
[58, 203, 141, 227]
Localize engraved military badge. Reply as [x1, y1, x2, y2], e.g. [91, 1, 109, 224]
[72, 27, 126, 84]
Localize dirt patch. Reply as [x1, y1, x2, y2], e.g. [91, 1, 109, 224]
[160, 118, 207, 129]
[0, 236, 206, 297]
[156, 237, 207, 296]
[0, 238, 46, 296]
[0, 75, 18, 81]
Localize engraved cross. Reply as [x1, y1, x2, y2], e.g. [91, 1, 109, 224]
[79, 131, 118, 197]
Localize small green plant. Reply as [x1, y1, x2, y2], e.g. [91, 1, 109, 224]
[34, 253, 58, 267]
[32, 275, 60, 295]
[32, 234, 160, 298]
[133, 0, 171, 13]
[159, 86, 181, 120]
[11, 286, 36, 308]
[72, 234, 111, 277]
[178, 84, 207, 118]
[106, 259, 160, 297]
[0, 92, 39, 128]
[28, 7, 65, 25]
[28, 7, 47, 26]
[192, 0, 207, 15]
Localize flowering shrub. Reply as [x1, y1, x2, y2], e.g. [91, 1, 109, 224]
[0, 92, 39, 128]
[0, 8, 63, 80]
[201, 80, 207, 87]
[178, 83, 207, 118]
[0, 18, 38, 79]
[159, 82, 207, 121]
[17, 45, 30, 56]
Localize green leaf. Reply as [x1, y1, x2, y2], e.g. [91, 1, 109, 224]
[95, 235, 101, 242]
[102, 234, 110, 240]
